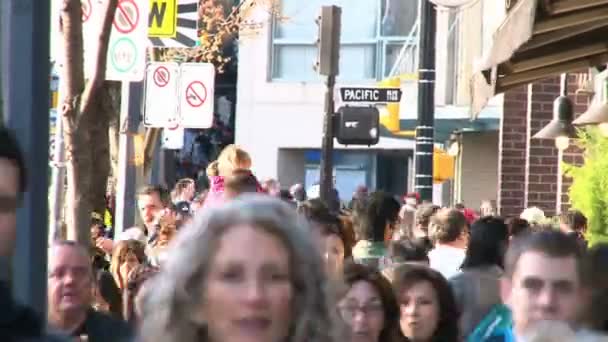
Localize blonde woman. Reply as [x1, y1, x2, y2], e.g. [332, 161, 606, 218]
[204, 145, 255, 209]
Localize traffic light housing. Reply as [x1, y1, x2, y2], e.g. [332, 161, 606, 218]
[335, 106, 380, 146]
[315, 6, 341, 76]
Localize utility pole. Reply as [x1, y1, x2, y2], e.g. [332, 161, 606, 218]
[114, 82, 143, 235]
[2, 0, 51, 314]
[316, 5, 341, 204]
[415, 0, 437, 202]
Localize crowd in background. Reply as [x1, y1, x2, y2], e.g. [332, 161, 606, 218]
[2, 127, 608, 341]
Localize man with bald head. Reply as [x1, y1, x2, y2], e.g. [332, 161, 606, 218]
[47, 241, 132, 341]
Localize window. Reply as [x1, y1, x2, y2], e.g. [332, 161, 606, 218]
[271, 0, 419, 81]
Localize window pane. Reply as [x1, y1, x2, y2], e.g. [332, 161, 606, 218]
[338, 0, 378, 40]
[275, 0, 322, 39]
[384, 42, 415, 77]
[273, 45, 319, 81]
[338, 44, 377, 80]
[273, 44, 376, 81]
[381, 0, 419, 37]
[275, 0, 378, 40]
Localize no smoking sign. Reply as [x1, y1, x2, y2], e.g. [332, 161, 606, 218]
[185, 81, 207, 107]
[153, 66, 170, 87]
[114, 0, 140, 34]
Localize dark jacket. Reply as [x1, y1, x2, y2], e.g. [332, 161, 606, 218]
[71, 309, 133, 342]
[0, 281, 68, 342]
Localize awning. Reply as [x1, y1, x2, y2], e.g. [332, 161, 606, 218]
[471, 0, 608, 117]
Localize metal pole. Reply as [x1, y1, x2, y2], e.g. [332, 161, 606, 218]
[415, 0, 437, 202]
[49, 109, 66, 243]
[114, 81, 143, 235]
[319, 74, 336, 203]
[1, 0, 51, 314]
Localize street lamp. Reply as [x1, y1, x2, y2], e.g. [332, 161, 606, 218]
[573, 101, 608, 136]
[573, 78, 608, 135]
[533, 74, 576, 151]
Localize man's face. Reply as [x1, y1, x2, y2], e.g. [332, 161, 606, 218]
[501, 251, 583, 335]
[0, 158, 19, 257]
[48, 245, 93, 315]
[137, 192, 164, 228]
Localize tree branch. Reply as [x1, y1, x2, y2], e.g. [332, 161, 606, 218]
[60, 0, 86, 119]
[81, 0, 118, 115]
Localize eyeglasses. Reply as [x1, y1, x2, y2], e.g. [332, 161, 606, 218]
[338, 302, 384, 322]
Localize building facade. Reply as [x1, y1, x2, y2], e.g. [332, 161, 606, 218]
[235, 0, 503, 204]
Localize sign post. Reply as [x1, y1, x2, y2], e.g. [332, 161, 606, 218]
[143, 62, 180, 127]
[106, 0, 148, 81]
[111, 0, 149, 233]
[178, 63, 215, 128]
[144, 62, 215, 130]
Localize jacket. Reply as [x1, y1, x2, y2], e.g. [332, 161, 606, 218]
[450, 265, 503, 338]
[202, 176, 227, 209]
[0, 281, 69, 342]
[70, 308, 133, 342]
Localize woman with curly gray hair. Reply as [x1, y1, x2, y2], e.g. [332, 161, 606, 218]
[138, 194, 342, 342]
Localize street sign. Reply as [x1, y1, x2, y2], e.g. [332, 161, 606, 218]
[113, 0, 140, 34]
[339, 87, 402, 103]
[152, 65, 170, 87]
[161, 125, 185, 149]
[179, 63, 215, 128]
[106, 0, 148, 81]
[82, 0, 102, 79]
[144, 62, 179, 127]
[148, 0, 199, 47]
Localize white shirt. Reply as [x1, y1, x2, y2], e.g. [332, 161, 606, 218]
[428, 244, 465, 279]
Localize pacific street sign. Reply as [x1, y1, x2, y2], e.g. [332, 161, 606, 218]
[339, 87, 402, 103]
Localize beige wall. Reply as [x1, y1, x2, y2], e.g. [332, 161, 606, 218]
[457, 131, 499, 209]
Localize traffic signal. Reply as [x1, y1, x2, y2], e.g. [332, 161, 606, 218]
[314, 6, 341, 76]
[335, 106, 380, 146]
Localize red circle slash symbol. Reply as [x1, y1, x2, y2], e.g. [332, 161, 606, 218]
[113, 0, 139, 34]
[153, 66, 170, 87]
[81, 0, 92, 22]
[185, 81, 207, 108]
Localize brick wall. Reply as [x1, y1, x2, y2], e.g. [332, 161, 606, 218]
[498, 74, 590, 218]
[526, 77, 560, 216]
[498, 85, 528, 217]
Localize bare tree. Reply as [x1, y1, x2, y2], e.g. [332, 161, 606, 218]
[59, 0, 117, 243]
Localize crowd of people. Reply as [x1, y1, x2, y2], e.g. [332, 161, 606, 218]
[2, 126, 608, 341]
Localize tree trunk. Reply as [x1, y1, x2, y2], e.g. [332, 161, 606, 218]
[89, 84, 113, 216]
[60, 0, 118, 245]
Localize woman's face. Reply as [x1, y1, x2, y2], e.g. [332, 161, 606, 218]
[119, 251, 140, 284]
[399, 280, 440, 342]
[200, 224, 293, 342]
[339, 280, 385, 342]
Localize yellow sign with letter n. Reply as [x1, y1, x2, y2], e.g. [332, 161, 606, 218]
[149, 0, 178, 38]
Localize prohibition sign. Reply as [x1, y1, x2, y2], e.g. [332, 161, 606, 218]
[81, 0, 92, 22]
[185, 81, 207, 108]
[153, 66, 170, 87]
[113, 0, 139, 34]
